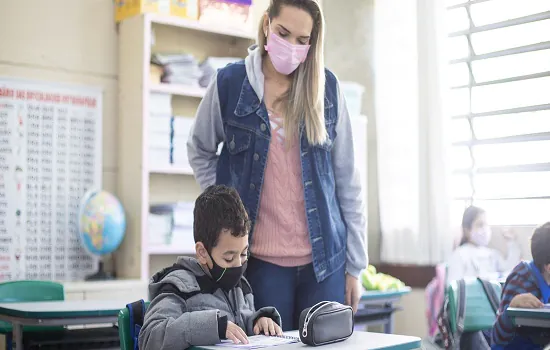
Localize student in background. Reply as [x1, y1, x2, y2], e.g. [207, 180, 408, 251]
[187, 0, 366, 330]
[446, 206, 520, 282]
[139, 185, 282, 350]
[492, 222, 550, 349]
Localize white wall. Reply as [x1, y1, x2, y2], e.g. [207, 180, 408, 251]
[0, 0, 119, 194]
[322, 0, 381, 263]
[0, 2, 115, 338]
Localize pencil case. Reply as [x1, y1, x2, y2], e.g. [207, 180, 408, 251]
[298, 301, 354, 346]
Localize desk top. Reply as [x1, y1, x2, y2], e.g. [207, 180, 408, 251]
[507, 307, 550, 320]
[0, 300, 125, 319]
[195, 331, 421, 350]
[361, 288, 411, 301]
[63, 279, 147, 293]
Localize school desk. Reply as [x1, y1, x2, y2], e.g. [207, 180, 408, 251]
[356, 288, 412, 334]
[507, 307, 550, 328]
[193, 330, 421, 350]
[0, 300, 124, 350]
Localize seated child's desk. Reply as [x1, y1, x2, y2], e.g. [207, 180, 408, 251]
[507, 307, 550, 328]
[193, 330, 421, 350]
[357, 288, 412, 334]
[0, 300, 125, 350]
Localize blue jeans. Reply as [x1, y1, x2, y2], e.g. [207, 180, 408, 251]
[246, 257, 346, 331]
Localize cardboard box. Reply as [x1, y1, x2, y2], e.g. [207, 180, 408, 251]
[198, 0, 253, 33]
[114, 0, 199, 22]
[171, 0, 199, 20]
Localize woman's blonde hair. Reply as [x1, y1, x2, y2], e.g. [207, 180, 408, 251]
[257, 0, 327, 146]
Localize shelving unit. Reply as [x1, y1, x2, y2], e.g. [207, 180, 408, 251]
[149, 164, 194, 175]
[148, 244, 195, 256]
[149, 14, 256, 40]
[116, 12, 259, 280]
[150, 83, 206, 98]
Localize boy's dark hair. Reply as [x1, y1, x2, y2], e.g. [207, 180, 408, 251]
[531, 222, 550, 271]
[193, 185, 251, 252]
[459, 205, 485, 246]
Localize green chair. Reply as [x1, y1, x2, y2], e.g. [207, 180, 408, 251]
[118, 301, 149, 350]
[0, 280, 65, 350]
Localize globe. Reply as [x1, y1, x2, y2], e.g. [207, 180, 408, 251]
[78, 189, 126, 257]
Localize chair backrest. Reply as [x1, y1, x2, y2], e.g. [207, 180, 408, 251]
[118, 308, 133, 350]
[0, 280, 64, 302]
[425, 263, 447, 337]
[447, 277, 502, 333]
[118, 301, 149, 350]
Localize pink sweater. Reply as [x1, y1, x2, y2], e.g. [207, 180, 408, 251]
[250, 110, 312, 266]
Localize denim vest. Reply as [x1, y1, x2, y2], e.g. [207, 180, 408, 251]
[215, 61, 346, 282]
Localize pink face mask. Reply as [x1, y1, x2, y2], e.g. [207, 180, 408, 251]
[264, 28, 310, 75]
[471, 226, 492, 247]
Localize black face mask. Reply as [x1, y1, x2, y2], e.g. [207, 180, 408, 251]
[208, 253, 248, 292]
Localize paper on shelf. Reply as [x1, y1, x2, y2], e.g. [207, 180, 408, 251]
[148, 147, 171, 168]
[149, 93, 172, 115]
[173, 116, 194, 136]
[148, 115, 171, 134]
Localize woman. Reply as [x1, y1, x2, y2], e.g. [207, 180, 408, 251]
[187, 0, 366, 330]
[426, 206, 520, 346]
[446, 206, 520, 282]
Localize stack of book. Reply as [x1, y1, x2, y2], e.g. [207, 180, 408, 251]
[149, 93, 172, 168]
[149, 202, 195, 252]
[199, 56, 241, 87]
[171, 116, 194, 171]
[151, 53, 202, 87]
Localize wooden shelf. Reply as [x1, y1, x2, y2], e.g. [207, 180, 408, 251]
[150, 83, 206, 98]
[117, 7, 266, 280]
[149, 165, 194, 175]
[148, 14, 256, 40]
[148, 245, 195, 256]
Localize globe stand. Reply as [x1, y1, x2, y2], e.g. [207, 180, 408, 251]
[85, 261, 114, 281]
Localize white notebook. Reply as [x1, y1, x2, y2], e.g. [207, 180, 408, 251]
[214, 334, 299, 349]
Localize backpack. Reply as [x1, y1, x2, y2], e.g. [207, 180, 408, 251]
[437, 278, 501, 350]
[127, 299, 147, 350]
[426, 263, 447, 338]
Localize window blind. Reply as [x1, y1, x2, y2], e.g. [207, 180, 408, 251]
[446, 0, 550, 225]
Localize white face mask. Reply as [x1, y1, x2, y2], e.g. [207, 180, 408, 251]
[470, 226, 492, 247]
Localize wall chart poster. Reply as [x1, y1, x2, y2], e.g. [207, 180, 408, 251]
[0, 78, 102, 281]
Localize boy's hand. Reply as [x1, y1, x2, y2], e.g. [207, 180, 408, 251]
[510, 293, 544, 309]
[253, 317, 283, 336]
[226, 321, 248, 344]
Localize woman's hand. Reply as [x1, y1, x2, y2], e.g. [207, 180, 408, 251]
[253, 317, 283, 336]
[501, 228, 517, 241]
[226, 321, 249, 344]
[345, 273, 362, 313]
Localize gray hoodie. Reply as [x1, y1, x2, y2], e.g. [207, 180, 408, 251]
[138, 256, 281, 350]
[187, 46, 367, 278]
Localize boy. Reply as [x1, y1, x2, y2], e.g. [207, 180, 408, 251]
[492, 222, 550, 349]
[139, 185, 282, 350]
